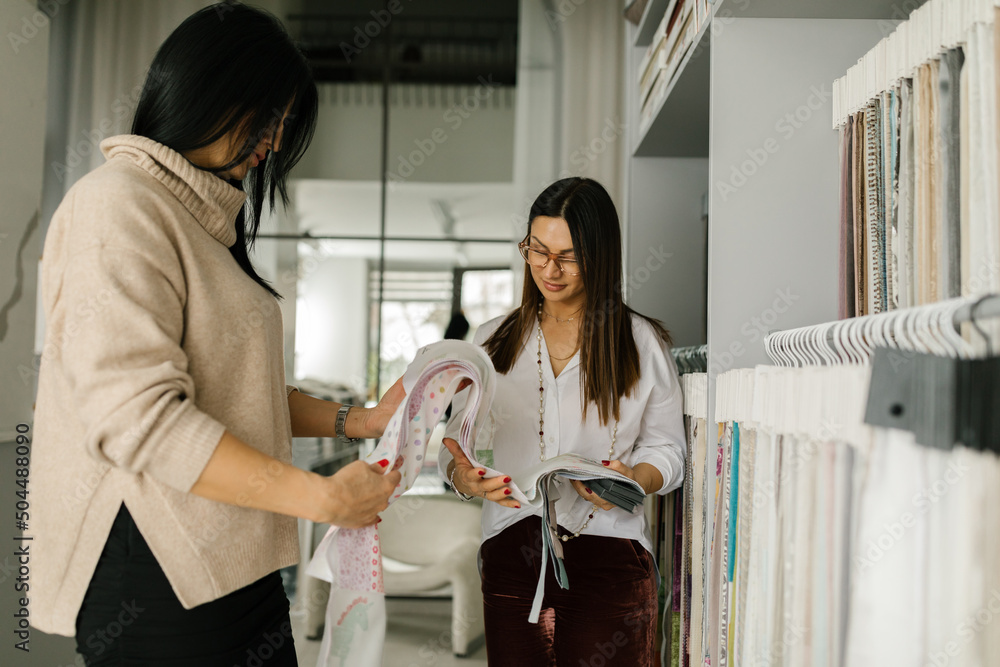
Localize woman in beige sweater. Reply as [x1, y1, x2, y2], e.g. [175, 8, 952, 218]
[32, 5, 400, 664]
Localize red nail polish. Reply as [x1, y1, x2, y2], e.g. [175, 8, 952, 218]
[585, 487, 592, 494]
[504, 489, 511, 495]
[477, 470, 486, 476]
[377, 459, 389, 467]
[503, 476, 511, 483]
[601, 460, 610, 466]
[377, 517, 382, 523]
[514, 504, 521, 509]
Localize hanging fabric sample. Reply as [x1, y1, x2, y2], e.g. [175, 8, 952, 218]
[865, 97, 886, 314]
[307, 341, 497, 666]
[850, 345, 1000, 667]
[840, 116, 857, 318]
[965, 18, 1000, 346]
[853, 110, 868, 315]
[939, 48, 965, 300]
[834, 3, 1000, 315]
[679, 372, 707, 667]
[915, 61, 941, 305]
[899, 79, 917, 310]
[885, 87, 900, 310]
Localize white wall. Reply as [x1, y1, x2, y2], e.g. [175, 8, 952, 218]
[294, 83, 516, 184]
[626, 157, 709, 348]
[707, 18, 888, 416]
[294, 256, 369, 391]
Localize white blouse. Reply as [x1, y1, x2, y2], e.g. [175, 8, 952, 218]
[439, 312, 686, 554]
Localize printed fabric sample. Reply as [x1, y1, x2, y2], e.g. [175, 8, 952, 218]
[307, 340, 496, 667]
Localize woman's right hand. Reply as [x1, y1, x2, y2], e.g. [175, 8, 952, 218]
[313, 459, 401, 528]
[442, 437, 520, 509]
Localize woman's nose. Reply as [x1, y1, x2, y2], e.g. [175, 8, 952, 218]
[541, 257, 563, 278]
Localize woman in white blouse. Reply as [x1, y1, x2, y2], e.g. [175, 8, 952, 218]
[440, 177, 685, 666]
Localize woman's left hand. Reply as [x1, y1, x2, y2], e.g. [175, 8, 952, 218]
[360, 376, 406, 438]
[569, 460, 637, 511]
[570, 460, 662, 511]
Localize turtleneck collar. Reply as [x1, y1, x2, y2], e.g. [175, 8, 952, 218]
[100, 135, 247, 248]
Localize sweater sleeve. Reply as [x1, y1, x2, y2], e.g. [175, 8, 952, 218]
[49, 244, 225, 492]
[629, 325, 687, 495]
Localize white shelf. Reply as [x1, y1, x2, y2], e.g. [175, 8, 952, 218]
[718, 0, 929, 19]
[632, 14, 712, 157]
[633, 0, 671, 47]
[632, 0, 930, 157]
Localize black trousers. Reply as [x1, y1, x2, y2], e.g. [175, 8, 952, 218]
[75, 505, 297, 666]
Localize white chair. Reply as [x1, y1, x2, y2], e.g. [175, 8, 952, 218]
[379, 494, 484, 656]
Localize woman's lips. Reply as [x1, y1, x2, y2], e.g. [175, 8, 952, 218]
[542, 281, 565, 292]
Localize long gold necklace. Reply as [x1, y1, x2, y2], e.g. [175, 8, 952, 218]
[536, 304, 618, 542]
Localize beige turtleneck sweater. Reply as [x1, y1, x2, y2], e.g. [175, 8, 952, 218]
[31, 135, 298, 636]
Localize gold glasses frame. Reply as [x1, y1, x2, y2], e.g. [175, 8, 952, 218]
[517, 238, 582, 276]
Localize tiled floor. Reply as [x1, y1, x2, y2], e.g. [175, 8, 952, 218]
[290, 596, 488, 666]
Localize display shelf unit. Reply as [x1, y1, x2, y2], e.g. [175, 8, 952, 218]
[624, 0, 924, 415]
[621, 3, 926, 659]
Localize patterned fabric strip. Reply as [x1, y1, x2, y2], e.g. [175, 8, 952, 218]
[865, 98, 885, 314]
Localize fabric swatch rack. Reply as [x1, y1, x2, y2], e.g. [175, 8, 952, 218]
[831, 0, 1000, 318]
[764, 293, 1000, 366]
[673, 297, 1000, 667]
[649, 346, 707, 664]
[672, 344, 708, 374]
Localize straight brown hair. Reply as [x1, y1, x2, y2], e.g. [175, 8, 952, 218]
[483, 178, 672, 425]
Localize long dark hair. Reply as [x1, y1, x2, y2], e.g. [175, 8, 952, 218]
[131, 3, 318, 298]
[483, 178, 672, 425]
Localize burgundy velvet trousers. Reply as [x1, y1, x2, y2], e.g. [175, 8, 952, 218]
[481, 515, 658, 666]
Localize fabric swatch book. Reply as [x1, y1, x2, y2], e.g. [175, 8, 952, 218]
[512, 452, 646, 512]
[306, 340, 645, 665]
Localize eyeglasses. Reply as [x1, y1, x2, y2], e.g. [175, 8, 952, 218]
[517, 240, 581, 276]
